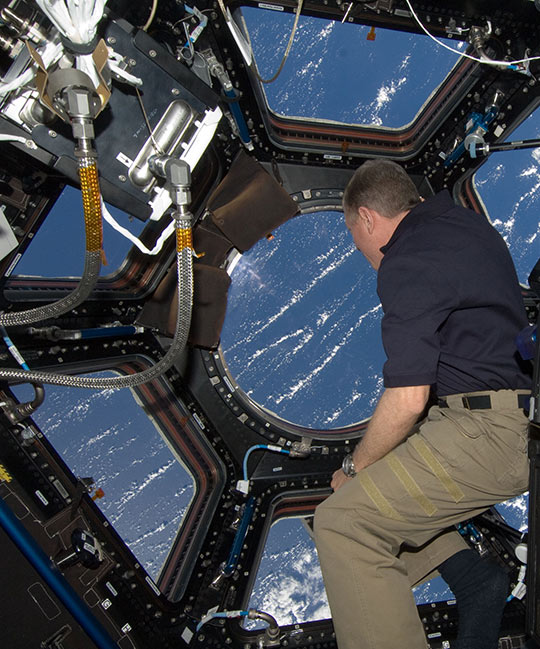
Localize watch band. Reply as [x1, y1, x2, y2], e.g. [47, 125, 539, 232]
[342, 453, 357, 478]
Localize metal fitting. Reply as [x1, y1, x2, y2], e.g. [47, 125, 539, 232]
[289, 437, 312, 458]
[66, 87, 98, 120]
[464, 131, 487, 158]
[148, 156, 192, 207]
[0, 30, 23, 58]
[1, 7, 47, 44]
[201, 50, 233, 91]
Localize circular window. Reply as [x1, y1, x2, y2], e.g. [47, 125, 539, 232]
[220, 210, 384, 429]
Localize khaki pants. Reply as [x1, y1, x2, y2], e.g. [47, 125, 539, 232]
[313, 390, 530, 649]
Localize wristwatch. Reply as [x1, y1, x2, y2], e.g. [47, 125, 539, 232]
[342, 453, 357, 478]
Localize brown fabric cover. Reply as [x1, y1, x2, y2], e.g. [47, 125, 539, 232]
[193, 221, 233, 267]
[137, 152, 298, 348]
[137, 264, 231, 349]
[207, 150, 299, 252]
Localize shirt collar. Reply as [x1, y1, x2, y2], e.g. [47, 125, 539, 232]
[379, 190, 455, 255]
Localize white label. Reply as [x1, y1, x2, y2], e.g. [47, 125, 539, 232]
[121, 623, 132, 633]
[258, 2, 284, 9]
[223, 376, 235, 392]
[35, 490, 48, 506]
[192, 413, 205, 430]
[53, 479, 69, 499]
[181, 627, 194, 643]
[102, 599, 112, 609]
[106, 581, 118, 596]
[5, 252, 21, 277]
[116, 152, 134, 168]
[323, 154, 342, 160]
[145, 575, 161, 596]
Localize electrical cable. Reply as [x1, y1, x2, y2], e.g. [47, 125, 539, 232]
[141, 0, 159, 32]
[242, 444, 290, 481]
[182, 5, 208, 47]
[1, 326, 29, 370]
[404, 0, 540, 68]
[254, 0, 304, 83]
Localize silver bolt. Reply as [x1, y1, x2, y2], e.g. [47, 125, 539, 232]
[171, 88, 180, 95]
[128, 58, 136, 66]
[107, 36, 116, 45]
[118, 174, 127, 182]
[48, 129, 57, 138]
[149, 49, 157, 58]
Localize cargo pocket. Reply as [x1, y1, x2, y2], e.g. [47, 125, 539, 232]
[438, 408, 486, 439]
[417, 407, 489, 472]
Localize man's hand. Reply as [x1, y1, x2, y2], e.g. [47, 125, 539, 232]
[331, 468, 352, 491]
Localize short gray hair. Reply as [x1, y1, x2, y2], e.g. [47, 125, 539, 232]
[343, 159, 421, 222]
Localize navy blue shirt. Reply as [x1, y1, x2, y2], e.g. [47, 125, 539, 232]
[378, 190, 531, 396]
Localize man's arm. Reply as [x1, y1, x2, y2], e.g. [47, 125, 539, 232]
[331, 384, 430, 491]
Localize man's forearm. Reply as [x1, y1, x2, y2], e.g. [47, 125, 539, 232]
[352, 385, 430, 471]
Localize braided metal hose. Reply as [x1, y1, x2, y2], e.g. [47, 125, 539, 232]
[0, 214, 193, 388]
[0, 157, 103, 327]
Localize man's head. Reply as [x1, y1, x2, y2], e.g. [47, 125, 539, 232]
[343, 159, 421, 270]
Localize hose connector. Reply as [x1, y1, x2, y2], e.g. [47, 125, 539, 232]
[148, 155, 192, 209]
[247, 609, 281, 647]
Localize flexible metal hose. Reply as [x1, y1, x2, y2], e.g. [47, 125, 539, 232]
[0, 214, 193, 388]
[0, 157, 103, 327]
[13, 383, 45, 419]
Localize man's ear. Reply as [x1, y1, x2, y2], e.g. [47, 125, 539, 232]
[357, 206, 375, 235]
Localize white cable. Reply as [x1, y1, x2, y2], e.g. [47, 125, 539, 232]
[142, 0, 159, 32]
[404, 0, 540, 68]
[0, 134, 32, 145]
[35, 0, 108, 44]
[108, 51, 144, 87]
[101, 199, 175, 256]
[0, 41, 63, 94]
[108, 60, 143, 87]
[76, 52, 100, 89]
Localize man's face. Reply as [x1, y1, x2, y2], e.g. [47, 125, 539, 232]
[344, 208, 382, 270]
